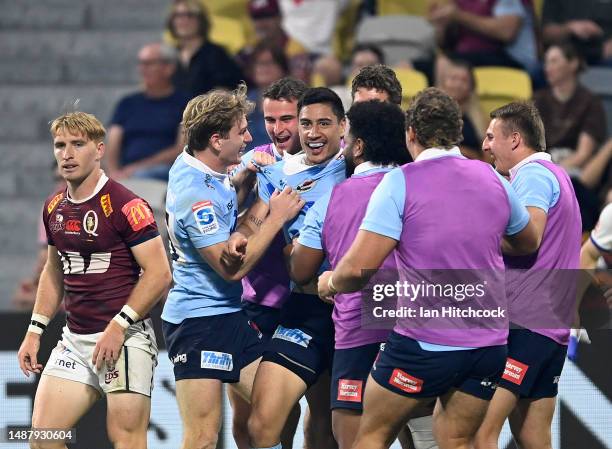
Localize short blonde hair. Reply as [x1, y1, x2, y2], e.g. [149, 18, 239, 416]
[50, 111, 106, 143]
[182, 83, 254, 153]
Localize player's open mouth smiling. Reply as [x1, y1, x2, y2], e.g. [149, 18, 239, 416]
[275, 134, 290, 144]
[307, 141, 326, 154]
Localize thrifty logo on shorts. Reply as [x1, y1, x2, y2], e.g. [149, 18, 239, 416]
[200, 351, 233, 371]
[337, 379, 363, 402]
[272, 326, 312, 348]
[389, 368, 424, 393]
[502, 358, 529, 385]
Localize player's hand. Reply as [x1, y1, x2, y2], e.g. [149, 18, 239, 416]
[17, 333, 43, 377]
[567, 20, 603, 40]
[247, 152, 276, 173]
[269, 187, 305, 223]
[92, 320, 126, 370]
[223, 232, 248, 265]
[317, 271, 336, 304]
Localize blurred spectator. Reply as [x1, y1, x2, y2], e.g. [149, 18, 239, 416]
[166, 0, 243, 96]
[12, 168, 65, 311]
[534, 42, 607, 173]
[350, 43, 385, 78]
[311, 54, 351, 110]
[246, 43, 290, 148]
[534, 41, 608, 229]
[279, 0, 351, 56]
[438, 59, 491, 163]
[542, 0, 612, 65]
[106, 43, 189, 181]
[429, 0, 538, 80]
[350, 64, 402, 105]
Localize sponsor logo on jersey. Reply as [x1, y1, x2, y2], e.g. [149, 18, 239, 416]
[389, 368, 424, 393]
[105, 369, 120, 384]
[201, 351, 233, 371]
[553, 376, 560, 384]
[272, 326, 312, 347]
[337, 379, 363, 402]
[121, 198, 155, 232]
[100, 194, 113, 217]
[502, 358, 529, 385]
[84, 210, 99, 237]
[192, 201, 219, 235]
[204, 174, 216, 189]
[65, 219, 81, 234]
[296, 179, 316, 193]
[47, 193, 64, 214]
[226, 200, 234, 211]
[172, 353, 187, 364]
[55, 357, 76, 370]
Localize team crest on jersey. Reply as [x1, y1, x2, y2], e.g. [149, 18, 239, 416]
[47, 193, 63, 214]
[192, 200, 219, 235]
[84, 210, 99, 237]
[204, 174, 216, 189]
[100, 194, 113, 217]
[296, 179, 316, 193]
[121, 198, 155, 231]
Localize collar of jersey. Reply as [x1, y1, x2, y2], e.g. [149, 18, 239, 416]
[354, 161, 396, 175]
[183, 150, 227, 181]
[509, 152, 552, 180]
[66, 170, 109, 204]
[282, 149, 341, 176]
[415, 146, 463, 162]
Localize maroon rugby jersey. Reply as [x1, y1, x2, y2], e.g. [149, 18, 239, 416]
[43, 174, 159, 333]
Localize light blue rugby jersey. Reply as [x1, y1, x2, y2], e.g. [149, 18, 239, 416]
[162, 151, 241, 324]
[256, 151, 346, 242]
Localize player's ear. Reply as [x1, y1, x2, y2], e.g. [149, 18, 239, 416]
[209, 133, 222, 151]
[96, 141, 105, 161]
[353, 138, 364, 159]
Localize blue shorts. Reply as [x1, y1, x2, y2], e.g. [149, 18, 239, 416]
[262, 292, 335, 387]
[331, 342, 382, 411]
[162, 311, 264, 382]
[242, 300, 281, 340]
[498, 328, 567, 398]
[371, 331, 506, 400]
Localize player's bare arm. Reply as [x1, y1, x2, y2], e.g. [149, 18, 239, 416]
[289, 243, 325, 286]
[92, 235, 171, 369]
[17, 245, 64, 376]
[502, 207, 546, 256]
[232, 152, 276, 208]
[203, 187, 304, 282]
[318, 230, 396, 298]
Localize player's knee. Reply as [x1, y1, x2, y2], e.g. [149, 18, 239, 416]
[182, 429, 219, 449]
[248, 409, 277, 445]
[109, 428, 146, 449]
[515, 428, 552, 449]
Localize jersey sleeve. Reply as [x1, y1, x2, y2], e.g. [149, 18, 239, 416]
[113, 188, 159, 247]
[511, 163, 560, 213]
[360, 168, 406, 240]
[298, 190, 331, 250]
[179, 187, 230, 248]
[591, 203, 612, 252]
[257, 171, 275, 205]
[493, 170, 530, 235]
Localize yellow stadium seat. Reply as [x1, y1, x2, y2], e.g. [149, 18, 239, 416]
[393, 68, 429, 108]
[209, 16, 246, 55]
[310, 72, 326, 88]
[377, 0, 433, 16]
[474, 66, 532, 115]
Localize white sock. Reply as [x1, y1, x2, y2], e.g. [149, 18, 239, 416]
[251, 444, 282, 449]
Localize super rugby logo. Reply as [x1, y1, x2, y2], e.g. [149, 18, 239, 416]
[192, 201, 219, 235]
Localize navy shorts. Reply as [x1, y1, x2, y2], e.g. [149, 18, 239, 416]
[262, 292, 335, 387]
[498, 328, 567, 398]
[162, 311, 264, 382]
[242, 300, 281, 340]
[371, 331, 506, 400]
[331, 342, 382, 411]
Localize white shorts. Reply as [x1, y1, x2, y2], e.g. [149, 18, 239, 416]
[43, 319, 158, 397]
